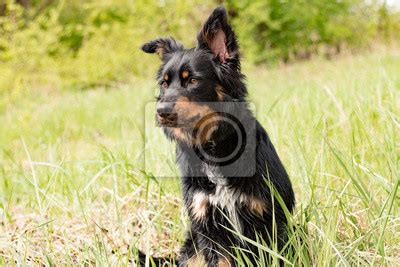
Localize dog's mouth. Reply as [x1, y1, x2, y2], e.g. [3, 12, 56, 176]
[157, 113, 200, 127]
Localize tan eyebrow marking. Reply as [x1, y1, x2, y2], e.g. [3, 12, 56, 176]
[163, 74, 169, 81]
[181, 70, 189, 79]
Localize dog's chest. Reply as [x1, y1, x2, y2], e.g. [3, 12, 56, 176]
[202, 164, 244, 232]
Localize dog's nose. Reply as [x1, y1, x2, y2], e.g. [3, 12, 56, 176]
[157, 102, 174, 118]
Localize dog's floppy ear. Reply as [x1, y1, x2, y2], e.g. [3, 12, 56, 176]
[141, 37, 184, 60]
[197, 6, 239, 63]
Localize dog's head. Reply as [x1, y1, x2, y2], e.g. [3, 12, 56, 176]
[142, 7, 247, 144]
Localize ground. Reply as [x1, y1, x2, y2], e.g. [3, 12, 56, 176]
[0, 49, 399, 265]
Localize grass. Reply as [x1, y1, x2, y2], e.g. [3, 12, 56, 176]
[0, 48, 399, 266]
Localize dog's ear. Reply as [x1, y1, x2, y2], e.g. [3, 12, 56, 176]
[141, 37, 184, 60]
[197, 6, 239, 63]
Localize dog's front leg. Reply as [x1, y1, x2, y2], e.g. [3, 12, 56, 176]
[177, 230, 201, 267]
[192, 233, 232, 267]
[178, 230, 232, 267]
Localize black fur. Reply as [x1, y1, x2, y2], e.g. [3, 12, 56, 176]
[140, 6, 295, 266]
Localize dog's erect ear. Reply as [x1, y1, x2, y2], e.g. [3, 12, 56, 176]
[197, 6, 239, 63]
[141, 37, 184, 60]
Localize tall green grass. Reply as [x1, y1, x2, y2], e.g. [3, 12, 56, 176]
[0, 49, 399, 265]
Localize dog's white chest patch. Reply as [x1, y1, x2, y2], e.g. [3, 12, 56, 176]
[203, 164, 244, 233]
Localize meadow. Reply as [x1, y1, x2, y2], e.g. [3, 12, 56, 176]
[0, 45, 398, 265]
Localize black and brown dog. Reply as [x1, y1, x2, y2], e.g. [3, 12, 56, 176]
[140, 6, 295, 266]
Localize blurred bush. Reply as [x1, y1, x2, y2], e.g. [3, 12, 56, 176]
[225, 0, 380, 63]
[0, 0, 399, 96]
[0, 0, 214, 97]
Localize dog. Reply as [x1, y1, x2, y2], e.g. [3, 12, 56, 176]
[140, 6, 295, 266]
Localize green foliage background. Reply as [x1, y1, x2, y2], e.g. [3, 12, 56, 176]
[0, 0, 399, 96]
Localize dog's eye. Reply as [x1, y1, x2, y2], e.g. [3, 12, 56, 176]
[161, 81, 168, 89]
[189, 78, 198, 85]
